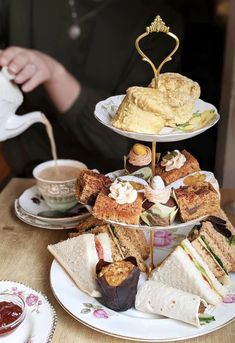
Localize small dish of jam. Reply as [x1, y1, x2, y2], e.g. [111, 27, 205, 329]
[0, 293, 26, 336]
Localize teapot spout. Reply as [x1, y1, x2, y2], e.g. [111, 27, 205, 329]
[3, 111, 46, 140]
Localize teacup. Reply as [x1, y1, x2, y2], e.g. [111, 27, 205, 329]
[33, 159, 87, 211]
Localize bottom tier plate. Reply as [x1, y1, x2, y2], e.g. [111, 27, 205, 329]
[50, 258, 235, 342]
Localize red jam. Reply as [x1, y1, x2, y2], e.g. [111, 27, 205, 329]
[0, 301, 23, 334]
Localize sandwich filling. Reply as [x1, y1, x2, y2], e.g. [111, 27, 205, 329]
[180, 241, 225, 298]
[197, 236, 231, 286]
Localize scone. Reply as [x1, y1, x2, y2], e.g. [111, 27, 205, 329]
[76, 169, 112, 205]
[156, 150, 200, 185]
[174, 182, 220, 222]
[112, 73, 200, 134]
[113, 86, 166, 134]
[149, 73, 200, 108]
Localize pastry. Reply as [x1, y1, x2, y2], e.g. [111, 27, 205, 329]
[76, 169, 112, 205]
[112, 73, 200, 134]
[174, 182, 220, 222]
[141, 176, 178, 226]
[92, 185, 143, 225]
[125, 143, 152, 173]
[156, 149, 201, 185]
[96, 257, 140, 311]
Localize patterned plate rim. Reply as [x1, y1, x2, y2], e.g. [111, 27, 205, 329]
[0, 280, 57, 343]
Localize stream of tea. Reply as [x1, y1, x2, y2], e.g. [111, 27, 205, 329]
[42, 114, 58, 164]
[39, 115, 82, 181]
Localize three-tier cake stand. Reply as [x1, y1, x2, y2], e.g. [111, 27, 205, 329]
[93, 15, 220, 273]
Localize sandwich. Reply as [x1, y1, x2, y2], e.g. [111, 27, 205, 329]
[70, 222, 149, 272]
[188, 216, 234, 285]
[135, 280, 214, 327]
[48, 220, 149, 297]
[212, 208, 235, 271]
[48, 233, 113, 297]
[151, 238, 228, 305]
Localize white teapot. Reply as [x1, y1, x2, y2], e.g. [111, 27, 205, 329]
[0, 67, 45, 141]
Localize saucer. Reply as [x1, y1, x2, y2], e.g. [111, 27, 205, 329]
[14, 200, 81, 230]
[16, 185, 89, 228]
[0, 280, 56, 343]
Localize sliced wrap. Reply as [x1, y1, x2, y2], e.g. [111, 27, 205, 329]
[135, 280, 208, 327]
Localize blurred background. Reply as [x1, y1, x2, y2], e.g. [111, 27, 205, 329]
[0, 0, 234, 188]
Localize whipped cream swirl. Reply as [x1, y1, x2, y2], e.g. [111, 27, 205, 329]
[161, 150, 186, 171]
[128, 146, 152, 166]
[145, 176, 171, 204]
[109, 180, 137, 204]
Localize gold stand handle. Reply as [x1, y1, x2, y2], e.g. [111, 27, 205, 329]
[135, 15, 180, 89]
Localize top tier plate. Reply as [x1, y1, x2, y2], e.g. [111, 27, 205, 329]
[94, 94, 219, 142]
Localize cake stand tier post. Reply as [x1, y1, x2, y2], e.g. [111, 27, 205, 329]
[152, 141, 156, 176]
[148, 141, 157, 275]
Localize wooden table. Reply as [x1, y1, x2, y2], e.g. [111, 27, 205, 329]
[0, 178, 235, 343]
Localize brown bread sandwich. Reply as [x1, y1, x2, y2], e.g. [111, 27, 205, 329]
[188, 216, 234, 285]
[69, 221, 149, 272]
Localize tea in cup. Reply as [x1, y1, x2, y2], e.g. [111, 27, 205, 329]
[33, 159, 87, 211]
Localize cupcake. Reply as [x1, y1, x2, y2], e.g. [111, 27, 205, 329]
[96, 257, 140, 312]
[141, 176, 178, 226]
[126, 143, 152, 173]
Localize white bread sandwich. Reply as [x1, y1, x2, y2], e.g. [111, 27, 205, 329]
[135, 280, 214, 327]
[151, 238, 228, 305]
[70, 221, 149, 272]
[48, 232, 113, 297]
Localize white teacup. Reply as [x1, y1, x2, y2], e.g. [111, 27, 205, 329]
[33, 159, 87, 211]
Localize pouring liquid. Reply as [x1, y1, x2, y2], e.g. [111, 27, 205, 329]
[39, 115, 82, 181]
[41, 114, 58, 173]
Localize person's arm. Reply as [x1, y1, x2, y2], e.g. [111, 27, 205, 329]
[0, 47, 81, 112]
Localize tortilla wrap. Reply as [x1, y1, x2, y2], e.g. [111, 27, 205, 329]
[135, 280, 207, 327]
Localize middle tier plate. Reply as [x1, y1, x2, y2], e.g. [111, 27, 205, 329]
[94, 95, 219, 142]
[84, 169, 219, 232]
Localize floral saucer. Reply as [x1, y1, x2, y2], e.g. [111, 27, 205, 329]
[0, 280, 56, 343]
[15, 185, 89, 228]
[14, 200, 82, 230]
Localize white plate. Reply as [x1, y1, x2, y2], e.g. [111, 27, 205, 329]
[18, 185, 89, 224]
[14, 200, 82, 230]
[94, 95, 219, 142]
[50, 258, 235, 342]
[0, 280, 56, 343]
